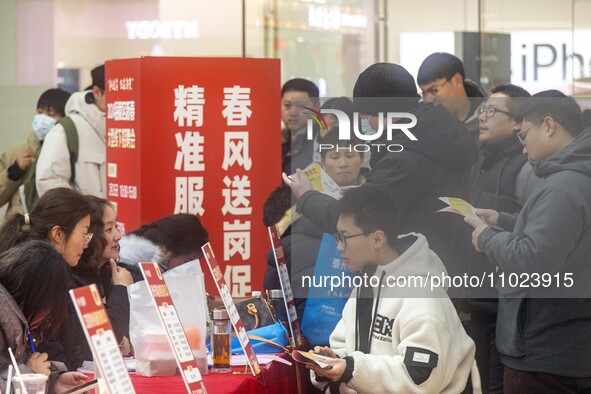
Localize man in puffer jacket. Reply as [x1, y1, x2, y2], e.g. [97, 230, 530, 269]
[466, 92, 591, 393]
[36, 65, 106, 197]
[307, 186, 475, 394]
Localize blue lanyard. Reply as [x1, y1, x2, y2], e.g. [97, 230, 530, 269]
[28, 333, 36, 352]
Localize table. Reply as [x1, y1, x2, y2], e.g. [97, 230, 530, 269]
[87, 354, 309, 394]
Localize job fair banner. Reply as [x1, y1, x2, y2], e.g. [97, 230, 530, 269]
[105, 57, 280, 296]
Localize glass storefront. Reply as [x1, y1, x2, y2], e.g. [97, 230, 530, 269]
[1, 0, 590, 158]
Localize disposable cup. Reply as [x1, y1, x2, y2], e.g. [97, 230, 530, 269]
[11, 373, 48, 394]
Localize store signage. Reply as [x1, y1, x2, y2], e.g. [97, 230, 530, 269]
[125, 20, 199, 40]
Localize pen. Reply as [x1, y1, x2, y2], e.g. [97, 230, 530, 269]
[28, 333, 36, 353]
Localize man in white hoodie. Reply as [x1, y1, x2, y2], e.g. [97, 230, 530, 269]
[36, 64, 106, 198]
[308, 186, 475, 393]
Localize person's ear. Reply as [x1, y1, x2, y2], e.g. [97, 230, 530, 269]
[451, 72, 463, 87]
[49, 225, 64, 245]
[92, 86, 103, 100]
[544, 116, 557, 136]
[373, 230, 386, 249]
[312, 98, 321, 111]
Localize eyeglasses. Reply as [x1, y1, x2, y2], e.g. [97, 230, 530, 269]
[479, 106, 513, 118]
[61, 227, 94, 248]
[516, 122, 541, 145]
[333, 231, 371, 247]
[517, 117, 565, 146]
[421, 78, 451, 98]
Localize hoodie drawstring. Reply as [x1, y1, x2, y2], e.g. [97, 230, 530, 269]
[355, 270, 386, 352]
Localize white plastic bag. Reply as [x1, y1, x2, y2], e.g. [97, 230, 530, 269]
[128, 260, 209, 376]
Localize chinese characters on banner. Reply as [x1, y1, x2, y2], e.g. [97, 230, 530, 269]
[105, 58, 280, 296]
[69, 285, 136, 394]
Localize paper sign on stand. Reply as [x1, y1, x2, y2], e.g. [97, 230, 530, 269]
[268, 225, 303, 347]
[201, 243, 261, 377]
[138, 263, 207, 394]
[69, 285, 136, 394]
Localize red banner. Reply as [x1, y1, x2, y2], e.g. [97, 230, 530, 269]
[105, 57, 281, 296]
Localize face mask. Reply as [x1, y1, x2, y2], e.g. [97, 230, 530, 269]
[32, 114, 57, 140]
[361, 118, 375, 135]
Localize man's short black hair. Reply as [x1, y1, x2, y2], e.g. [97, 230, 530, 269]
[262, 187, 292, 227]
[417, 52, 465, 86]
[321, 97, 353, 118]
[36, 88, 71, 117]
[281, 78, 319, 99]
[91, 64, 105, 91]
[491, 83, 530, 98]
[514, 90, 583, 137]
[490, 83, 531, 116]
[337, 186, 399, 248]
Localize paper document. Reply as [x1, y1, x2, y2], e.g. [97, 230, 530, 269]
[438, 197, 485, 223]
[291, 350, 333, 369]
[291, 164, 343, 200]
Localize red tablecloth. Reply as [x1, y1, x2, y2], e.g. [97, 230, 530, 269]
[87, 354, 308, 394]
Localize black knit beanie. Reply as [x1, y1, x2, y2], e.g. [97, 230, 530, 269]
[353, 63, 420, 115]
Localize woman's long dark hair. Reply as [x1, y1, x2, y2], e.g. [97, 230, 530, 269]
[0, 188, 94, 255]
[0, 240, 71, 339]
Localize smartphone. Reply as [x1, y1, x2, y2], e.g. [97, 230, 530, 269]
[61, 379, 99, 394]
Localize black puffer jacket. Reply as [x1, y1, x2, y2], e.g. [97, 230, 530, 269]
[263, 216, 324, 321]
[297, 103, 479, 286]
[38, 262, 132, 370]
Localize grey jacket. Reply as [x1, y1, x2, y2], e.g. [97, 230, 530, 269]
[478, 127, 591, 377]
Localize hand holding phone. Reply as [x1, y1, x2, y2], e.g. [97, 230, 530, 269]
[59, 377, 98, 394]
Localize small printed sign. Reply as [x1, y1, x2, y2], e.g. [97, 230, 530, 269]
[70, 285, 136, 394]
[202, 243, 261, 376]
[139, 263, 207, 394]
[268, 225, 303, 346]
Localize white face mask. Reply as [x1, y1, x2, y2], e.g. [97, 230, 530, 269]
[360, 118, 375, 135]
[32, 114, 57, 140]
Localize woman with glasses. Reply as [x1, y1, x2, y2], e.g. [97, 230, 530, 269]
[40, 196, 134, 370]
[0, 187, 94, 267]
[465, 84, 541, 394]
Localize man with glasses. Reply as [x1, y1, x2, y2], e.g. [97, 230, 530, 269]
[465, 91, 591, 393]
[466, 84, 540, 394]
[308, 186, 475, 393]
[285, 62, 478, 297]
[417, 52, 485, 139]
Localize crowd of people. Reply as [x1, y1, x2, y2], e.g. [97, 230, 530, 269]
[275, 53, 591, 394]
[0, 51, 590, 394]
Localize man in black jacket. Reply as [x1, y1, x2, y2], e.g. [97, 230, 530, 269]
[284, 63, 479, 294]
[466, 92, 591, 393]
